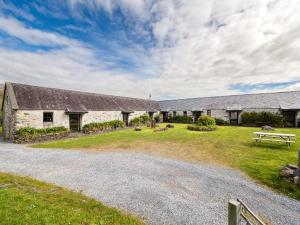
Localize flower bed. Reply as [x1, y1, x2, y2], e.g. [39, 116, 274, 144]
[14, 126, 69, 143]
[187, 125, 216, 131]
[187, 115, 217, 131]
[82, 120, 125, 134]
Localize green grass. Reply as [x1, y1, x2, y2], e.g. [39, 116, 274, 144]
[33, 124, 300, 200]
[0, 172, 144, 225]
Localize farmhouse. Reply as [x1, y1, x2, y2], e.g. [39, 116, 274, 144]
[159, 92, 300, 127]
[2, 82, 160, 140]
[2, 81, 300, 140]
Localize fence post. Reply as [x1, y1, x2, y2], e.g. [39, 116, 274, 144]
[228, 199, 241, 225]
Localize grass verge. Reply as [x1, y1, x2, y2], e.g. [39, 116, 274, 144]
[33, 124, 300, 200]
[0, 172, 144, 225]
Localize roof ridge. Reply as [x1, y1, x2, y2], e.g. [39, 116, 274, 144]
[10, 82, 154, 102]
[159, 90, 300, 102]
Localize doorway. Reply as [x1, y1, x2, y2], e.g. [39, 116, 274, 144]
[162, 112, 168, 122]
[69, 114, 81, 132]
[192, 111, 202, 122]
[229, 111, 239, 125]
[122, 112, 129, 126]
[282, 110, 296, 127]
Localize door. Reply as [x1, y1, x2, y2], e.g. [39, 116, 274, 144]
[69, 114, 81, 132]
[229, 111, 239, 125]
[122, 112, 129, 126]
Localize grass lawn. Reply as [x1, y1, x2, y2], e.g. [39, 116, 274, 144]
[0, 172, 144, 225]
[33, 124, 300, 200]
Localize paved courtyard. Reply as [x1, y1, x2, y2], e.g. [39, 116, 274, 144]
[0, 142, 299, 225]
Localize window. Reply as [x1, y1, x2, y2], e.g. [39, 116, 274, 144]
[183, 111, 187, 117]
[43, 112, 53, 122]
[173, 111, 177, 117]
[207, 110, 211, 116]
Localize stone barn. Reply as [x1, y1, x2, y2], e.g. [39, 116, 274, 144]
[2, 82, 160, 140]
[158, 91, 300, 127]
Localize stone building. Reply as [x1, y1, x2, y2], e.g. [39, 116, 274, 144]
[3, 82, 300, 141]
[158, 92, 300, 127]
[2, 82, 160, 140]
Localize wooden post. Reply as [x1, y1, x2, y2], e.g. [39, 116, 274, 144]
[228, 199, 241, 225]
[298, 150, 300, 188]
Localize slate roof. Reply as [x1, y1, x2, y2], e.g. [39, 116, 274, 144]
[9, 83, 160, 112]
[159, 91, 300, 111]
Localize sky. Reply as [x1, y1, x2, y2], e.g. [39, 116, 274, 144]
[0, 0, 300, 100]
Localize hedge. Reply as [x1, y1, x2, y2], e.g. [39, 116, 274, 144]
[82, 120, 125, 133]
[241, 112, 284, 127]
[168, 116, 193, 124]
[16, 126, 68, 138]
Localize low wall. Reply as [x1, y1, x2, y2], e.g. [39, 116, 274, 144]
[14, 132, 71, 144]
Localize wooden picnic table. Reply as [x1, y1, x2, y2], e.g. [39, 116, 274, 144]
[253, 132, 296, 149]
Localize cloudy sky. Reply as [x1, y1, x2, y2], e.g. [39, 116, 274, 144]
[0, 0, 300, 99]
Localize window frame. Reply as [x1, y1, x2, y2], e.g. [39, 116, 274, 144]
[43, 112, 54, 123]
[207, 110, 211, 116]
[173, 111, 177, 117]
[183, 111, 187, 117]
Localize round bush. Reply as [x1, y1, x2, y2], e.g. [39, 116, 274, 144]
[196, 116, 216, 126]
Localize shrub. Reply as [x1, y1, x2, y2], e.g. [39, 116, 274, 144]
[241, 112, 284, 127]
[154, 115, 160, 123]
[215, 118, 229, 126]
[82, 120, 125, 133]
[187, 125, 216, 131]
[168, 116, 193, 124]
[16, 126, 68, 138]
[166, 124, 174, 128]
[129, 114, 151, 127]
[129, 117, 141, 127]
[196, 116, 216, 126]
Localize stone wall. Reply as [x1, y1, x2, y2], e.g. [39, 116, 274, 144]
[13, 110, 153, 132]
[15, 110, 69, 130]
[164, 108, 282, 125]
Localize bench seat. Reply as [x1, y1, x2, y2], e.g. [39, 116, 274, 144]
[253, 138, 295, 143]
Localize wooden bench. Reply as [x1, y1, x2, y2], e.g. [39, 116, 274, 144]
[253, 132, 296, 149]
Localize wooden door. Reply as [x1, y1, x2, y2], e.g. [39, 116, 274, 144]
[69, 114, 81, 131]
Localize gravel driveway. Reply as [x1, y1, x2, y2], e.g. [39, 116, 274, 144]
[0, 142, 299, 225]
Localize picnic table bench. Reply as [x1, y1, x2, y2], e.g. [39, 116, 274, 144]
[253, 132, 296, 149]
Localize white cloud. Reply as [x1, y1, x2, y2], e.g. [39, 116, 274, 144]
[0, 16, 80, 47]
[1, 0, 300, 99]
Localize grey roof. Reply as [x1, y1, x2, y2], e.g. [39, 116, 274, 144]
[8, 82, 160, 112]
[159, 91, 300, 111]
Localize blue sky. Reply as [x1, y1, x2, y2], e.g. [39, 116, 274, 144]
[0, 0, 300, 99]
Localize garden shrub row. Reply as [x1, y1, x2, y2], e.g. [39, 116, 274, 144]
[168, 116, 193, 124]
[16, 126, 68, 138]
[215, 118, 229, 126]
[241, 112, 285, 127]
[129, 114, 151, 127]
[82, 120, 125, 133]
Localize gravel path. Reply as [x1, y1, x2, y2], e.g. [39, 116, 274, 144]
[0, 142, 299, 225]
